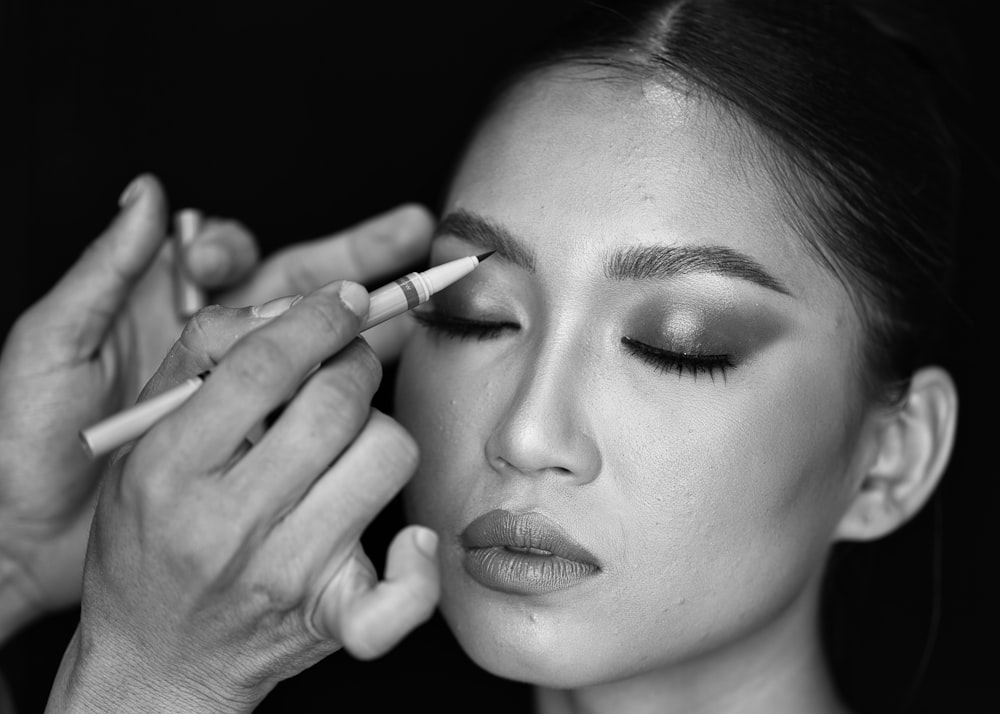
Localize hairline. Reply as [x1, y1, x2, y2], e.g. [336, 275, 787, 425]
[481, 57, 902, 405]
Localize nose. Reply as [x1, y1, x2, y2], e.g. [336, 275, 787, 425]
[484, 341, 602, 484]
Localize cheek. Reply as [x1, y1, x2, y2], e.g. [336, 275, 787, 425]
[608, 355, 860, 616]
[394, 339, 482, 526]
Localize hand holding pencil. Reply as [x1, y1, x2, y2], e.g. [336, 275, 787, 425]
[46, 278, 441, 713]
[0, 173, 435, 644]
[80, 251, 491, 459]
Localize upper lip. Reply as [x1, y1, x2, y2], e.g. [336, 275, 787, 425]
[459, 509, 600, 567]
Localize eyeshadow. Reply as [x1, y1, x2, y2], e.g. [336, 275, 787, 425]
[627, 293, 790, 358]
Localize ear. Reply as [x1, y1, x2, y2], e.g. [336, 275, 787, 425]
[835, 366, 958, 542]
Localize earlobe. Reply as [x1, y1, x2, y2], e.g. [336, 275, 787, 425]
[835, 366, 959, 542]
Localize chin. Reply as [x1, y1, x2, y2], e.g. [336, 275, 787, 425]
[437, 575, 635, 689]
[447, 619, 597, 687]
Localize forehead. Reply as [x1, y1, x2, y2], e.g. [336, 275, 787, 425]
[445, 68, 844, 306]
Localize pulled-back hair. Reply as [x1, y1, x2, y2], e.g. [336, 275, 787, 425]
[485, 0, 962, 403]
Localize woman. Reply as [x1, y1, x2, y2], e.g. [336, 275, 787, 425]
[44, 1, 966, 712]
[392, 1, 960, 710]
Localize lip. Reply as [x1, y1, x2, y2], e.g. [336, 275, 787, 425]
[458, 509, 601, 595]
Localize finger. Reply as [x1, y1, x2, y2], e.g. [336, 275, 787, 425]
[359, 312, 418, 364]
[182, 217, 260, 289]
[136, 297, 299, 403]
[33, 174, 169, 357]
[220, 203, 434, 305]
[231, 338, 382, 519]
[103, 296, 300, 466]
[327, 526, 441, 660]
[271, 409, 418, 568]
[152, 280, 370, 469]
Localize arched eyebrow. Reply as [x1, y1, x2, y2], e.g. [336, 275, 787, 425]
[606, 245, 792, 295]
[434, 211, 537, 272]
[434, 209, 792, 296]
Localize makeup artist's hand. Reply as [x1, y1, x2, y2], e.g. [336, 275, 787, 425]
[211, 200, 435, 362]
[0, 174, 181, 643]
[45, 281, 439, 714]
[0, 172, 432, 643]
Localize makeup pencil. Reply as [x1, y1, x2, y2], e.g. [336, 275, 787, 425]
[79, 251, 494, 459]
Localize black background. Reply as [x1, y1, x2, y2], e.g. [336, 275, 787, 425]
[1, 1, 995, 712]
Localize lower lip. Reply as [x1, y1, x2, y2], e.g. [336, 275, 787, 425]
[462, 546, 600, 595]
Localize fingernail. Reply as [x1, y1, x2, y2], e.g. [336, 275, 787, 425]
[252, 294, 302, 318]
[413, 528, 438, 559]
[338, 281, 370, 319]
[118, 175, 147, 208]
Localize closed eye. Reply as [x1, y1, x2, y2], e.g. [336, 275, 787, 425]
[621, 336, 734, 382]
[412, 310, 518, 341]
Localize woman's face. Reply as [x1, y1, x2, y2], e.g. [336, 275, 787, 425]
[394, 71, 872, 687]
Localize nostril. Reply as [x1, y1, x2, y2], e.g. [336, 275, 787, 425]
[492, 455, 518, 473]
[490, 454, 577, 479]
[483, 377, 602, 483]
[490, 454, 535, 477]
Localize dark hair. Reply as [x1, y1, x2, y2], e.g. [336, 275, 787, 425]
[454, 3, 966, 709]
[480, 0, 963, 403]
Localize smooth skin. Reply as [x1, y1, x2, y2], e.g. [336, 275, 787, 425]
[394, 69, 957, 714]
[0, 173, 433, 644]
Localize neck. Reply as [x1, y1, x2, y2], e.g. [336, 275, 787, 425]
[534, 574, 850, 714]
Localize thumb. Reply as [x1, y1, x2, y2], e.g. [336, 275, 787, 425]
[35, 173, 169, 357]
[326, 526, 440, 660]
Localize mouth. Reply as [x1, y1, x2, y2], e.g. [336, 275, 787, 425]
[458, 509, 601, 595]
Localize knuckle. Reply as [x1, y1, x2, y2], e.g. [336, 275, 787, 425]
[319, 356, 378, 406]
[352, 338, 383, 380]
[275, 245, 325, 293]
[115, 445, 175, 514]
[226, 333, 294, 391]
[307, 370, 374, 428]
[172, 521, 247, 585]
[179, 305, 227, 353]
[296, 296, 354, 341]
[4, 310, 45, 357]
[144, 342, 203, 396]
[338, 339, 383, 386]
[155, 493, 254, 585]
[114, 457, 150, 509]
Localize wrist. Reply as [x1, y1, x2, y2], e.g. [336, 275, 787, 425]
[46, 627, 265, 714]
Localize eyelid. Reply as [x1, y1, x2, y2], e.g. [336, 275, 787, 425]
[414, 305, 736, 383]
[412, 308, 518, 341]
[412, 307, 515, 327]
[621, 336, 734, 382]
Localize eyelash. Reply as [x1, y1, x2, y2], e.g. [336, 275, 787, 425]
[413, 311, 735, 381]
[411, 310, 516, 341]
[620, 337, 734, 382]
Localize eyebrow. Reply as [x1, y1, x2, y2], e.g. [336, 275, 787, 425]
[434, 209, 791, 296]
[606, 245, 792, 295]
[434, 211, 537, 272]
